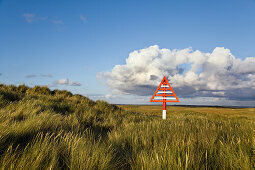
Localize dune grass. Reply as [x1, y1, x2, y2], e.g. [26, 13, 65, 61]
[0, 84, 255, 169]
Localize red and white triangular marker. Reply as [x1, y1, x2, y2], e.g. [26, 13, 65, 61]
[150, 76, 179, 119]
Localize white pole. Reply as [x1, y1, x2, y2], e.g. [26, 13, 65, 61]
[162, 110, 166, 119]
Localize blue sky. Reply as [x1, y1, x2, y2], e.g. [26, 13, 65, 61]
[0, 0, 255, 106]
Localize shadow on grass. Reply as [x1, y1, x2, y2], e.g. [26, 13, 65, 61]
[111, 142, 134, 169]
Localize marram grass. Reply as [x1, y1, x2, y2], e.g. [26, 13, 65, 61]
[0, 84, 254, 169]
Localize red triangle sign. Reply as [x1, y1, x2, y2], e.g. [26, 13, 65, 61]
[150, 76, 179, 103]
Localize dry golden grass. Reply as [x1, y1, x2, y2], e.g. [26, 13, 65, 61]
[119, 105, 255, 117]
[1, 84, 255, 169]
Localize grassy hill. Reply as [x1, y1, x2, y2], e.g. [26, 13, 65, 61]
[0, 84, 254, 169]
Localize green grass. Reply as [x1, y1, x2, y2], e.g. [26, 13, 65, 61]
[0, 84, 255, 169]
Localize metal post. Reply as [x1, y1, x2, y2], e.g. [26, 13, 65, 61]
[163, 82, 166, 119]
[163, 102, 166, 119]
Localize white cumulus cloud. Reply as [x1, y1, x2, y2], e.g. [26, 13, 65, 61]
[55, 78, 82, 86]
[56, 78, 69, 85]
[101, 45, 255, 101]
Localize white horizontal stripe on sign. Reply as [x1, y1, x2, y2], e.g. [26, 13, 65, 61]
[157, 91, 173, 94]
[154, 97, 176, 100]
[161, 85, 169, 87]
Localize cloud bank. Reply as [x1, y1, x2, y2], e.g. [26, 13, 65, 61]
[102, 45, 255, 101]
